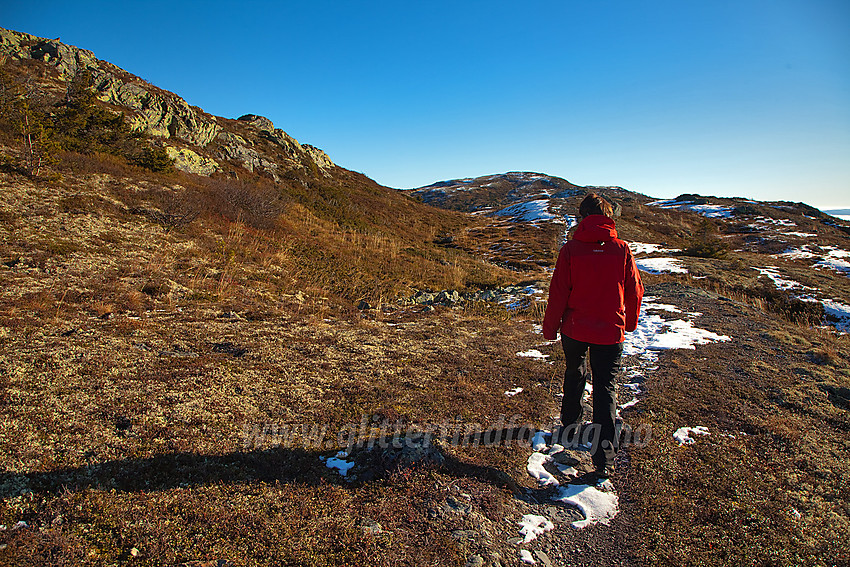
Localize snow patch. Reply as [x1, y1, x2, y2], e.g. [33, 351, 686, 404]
[635, 257, 688, 274]
[531, 430, 550, 452]
[492, 199, 556, 222]
[648, 199, 733, 218]
[783, 232, 817, 238]
[517, 349, 548, 360]
[814, 256, 850, 277]
[320, 452, 355, 476]
[554, 484, 619, 528]
[753, 216, 796, 228]
[817, 298, 850, 333]
[629, 242, 679, 256]
[526, 452, 559, 487]
[753, 267, 812, 291]
[505, 387, 524, 397]
[518, 514, 555, 543]
[674, 426, 710, 445]
[624, 302, 730, 357]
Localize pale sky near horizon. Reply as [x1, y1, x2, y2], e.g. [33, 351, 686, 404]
[3, 1, 849, 209]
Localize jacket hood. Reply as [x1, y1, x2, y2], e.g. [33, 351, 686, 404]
[573, 214, 618, 243]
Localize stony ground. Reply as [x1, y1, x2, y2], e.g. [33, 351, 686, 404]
[1, 169, 849, 566]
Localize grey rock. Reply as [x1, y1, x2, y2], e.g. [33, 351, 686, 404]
[465, 555, 484, 567]
[442, 495, 472, 516]
[380, 434, 445, 470]
[413, 291, 436, 305]
[435, 290, 462, 305]
[302, 143, 335, 173]
[216, 132, 275, 175]
[237, 114, 275, 132]
[357, 517, 382, 536]
[534, 550, 553, 567]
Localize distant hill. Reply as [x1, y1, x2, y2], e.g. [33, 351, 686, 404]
[411, 171, 642, 215]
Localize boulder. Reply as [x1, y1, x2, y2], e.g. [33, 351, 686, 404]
[237, 114, 275, 132]
[302, 144, 335, 173]
[165, 146, 221, 176]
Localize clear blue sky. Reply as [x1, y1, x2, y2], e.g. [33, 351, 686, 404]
[3, 0, 849, 208]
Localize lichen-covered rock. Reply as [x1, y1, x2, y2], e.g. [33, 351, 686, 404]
[165, 146, 220, 176]
[0, 26, 336, 178]
[216, 132, 281, 178]
[303, 144, 335, 173]
[0, 30, 101, 81]
[95, 74, 220, 146]
[1, 27, 220, 147]
[262, 128, 303, 156]
[237, 114, 275, 132]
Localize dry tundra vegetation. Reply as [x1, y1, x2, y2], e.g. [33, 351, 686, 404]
[1, 50, 849, 567]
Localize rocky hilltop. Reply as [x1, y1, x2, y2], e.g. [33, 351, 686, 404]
[0, 26, 334, 179]
[412, 171, 641, 214]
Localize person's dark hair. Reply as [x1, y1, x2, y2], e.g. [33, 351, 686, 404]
[579, 193, 613, 219]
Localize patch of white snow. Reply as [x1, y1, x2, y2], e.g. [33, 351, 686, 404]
[517, 349, 548, 360]
[635, 257, 688, 274]
[492, 199, 556, 222]
[518, 514, 555, 543]
[673, 426, 710, 445]
[554, 484, 619, 528]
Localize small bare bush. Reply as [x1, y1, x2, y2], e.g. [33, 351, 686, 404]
[205, 178, 285, 229]
[148, 192, 201, 233]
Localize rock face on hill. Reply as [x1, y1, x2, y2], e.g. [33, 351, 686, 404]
[411, 172, 637, 216]
[0, 26, 335, 179]
[413, 172, 583, 213]
[410, 172, 638, 227]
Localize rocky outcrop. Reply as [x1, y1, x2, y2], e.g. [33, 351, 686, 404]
[164, 146, 221, 176]
[1, 26, 338, 179]
[216, 131, 281, 177]
[222, 114, 335, 178]
[405, 284, 544, 309]
[1, 27, 221, 147]
[95, 75, 220, 146]
[0, 30, 102, 81]
[303, 144, 335, 172]
[237, 114, 274, 132]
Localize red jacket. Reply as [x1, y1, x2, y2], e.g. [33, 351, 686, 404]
[543, 215, 643, 345]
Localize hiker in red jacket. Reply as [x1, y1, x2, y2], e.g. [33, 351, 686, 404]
[543, 193, 644, 478]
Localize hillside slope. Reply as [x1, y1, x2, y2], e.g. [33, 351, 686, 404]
[1, 26, 849, 567]
[0, 27, 523, 308]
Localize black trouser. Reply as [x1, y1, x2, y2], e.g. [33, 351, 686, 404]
[560, 336, 622, 469]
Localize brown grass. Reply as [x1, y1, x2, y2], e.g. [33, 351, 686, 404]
[622, 283, 850, 566]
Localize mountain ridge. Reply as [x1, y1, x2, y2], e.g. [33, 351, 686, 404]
[0, 26, 334, 181]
